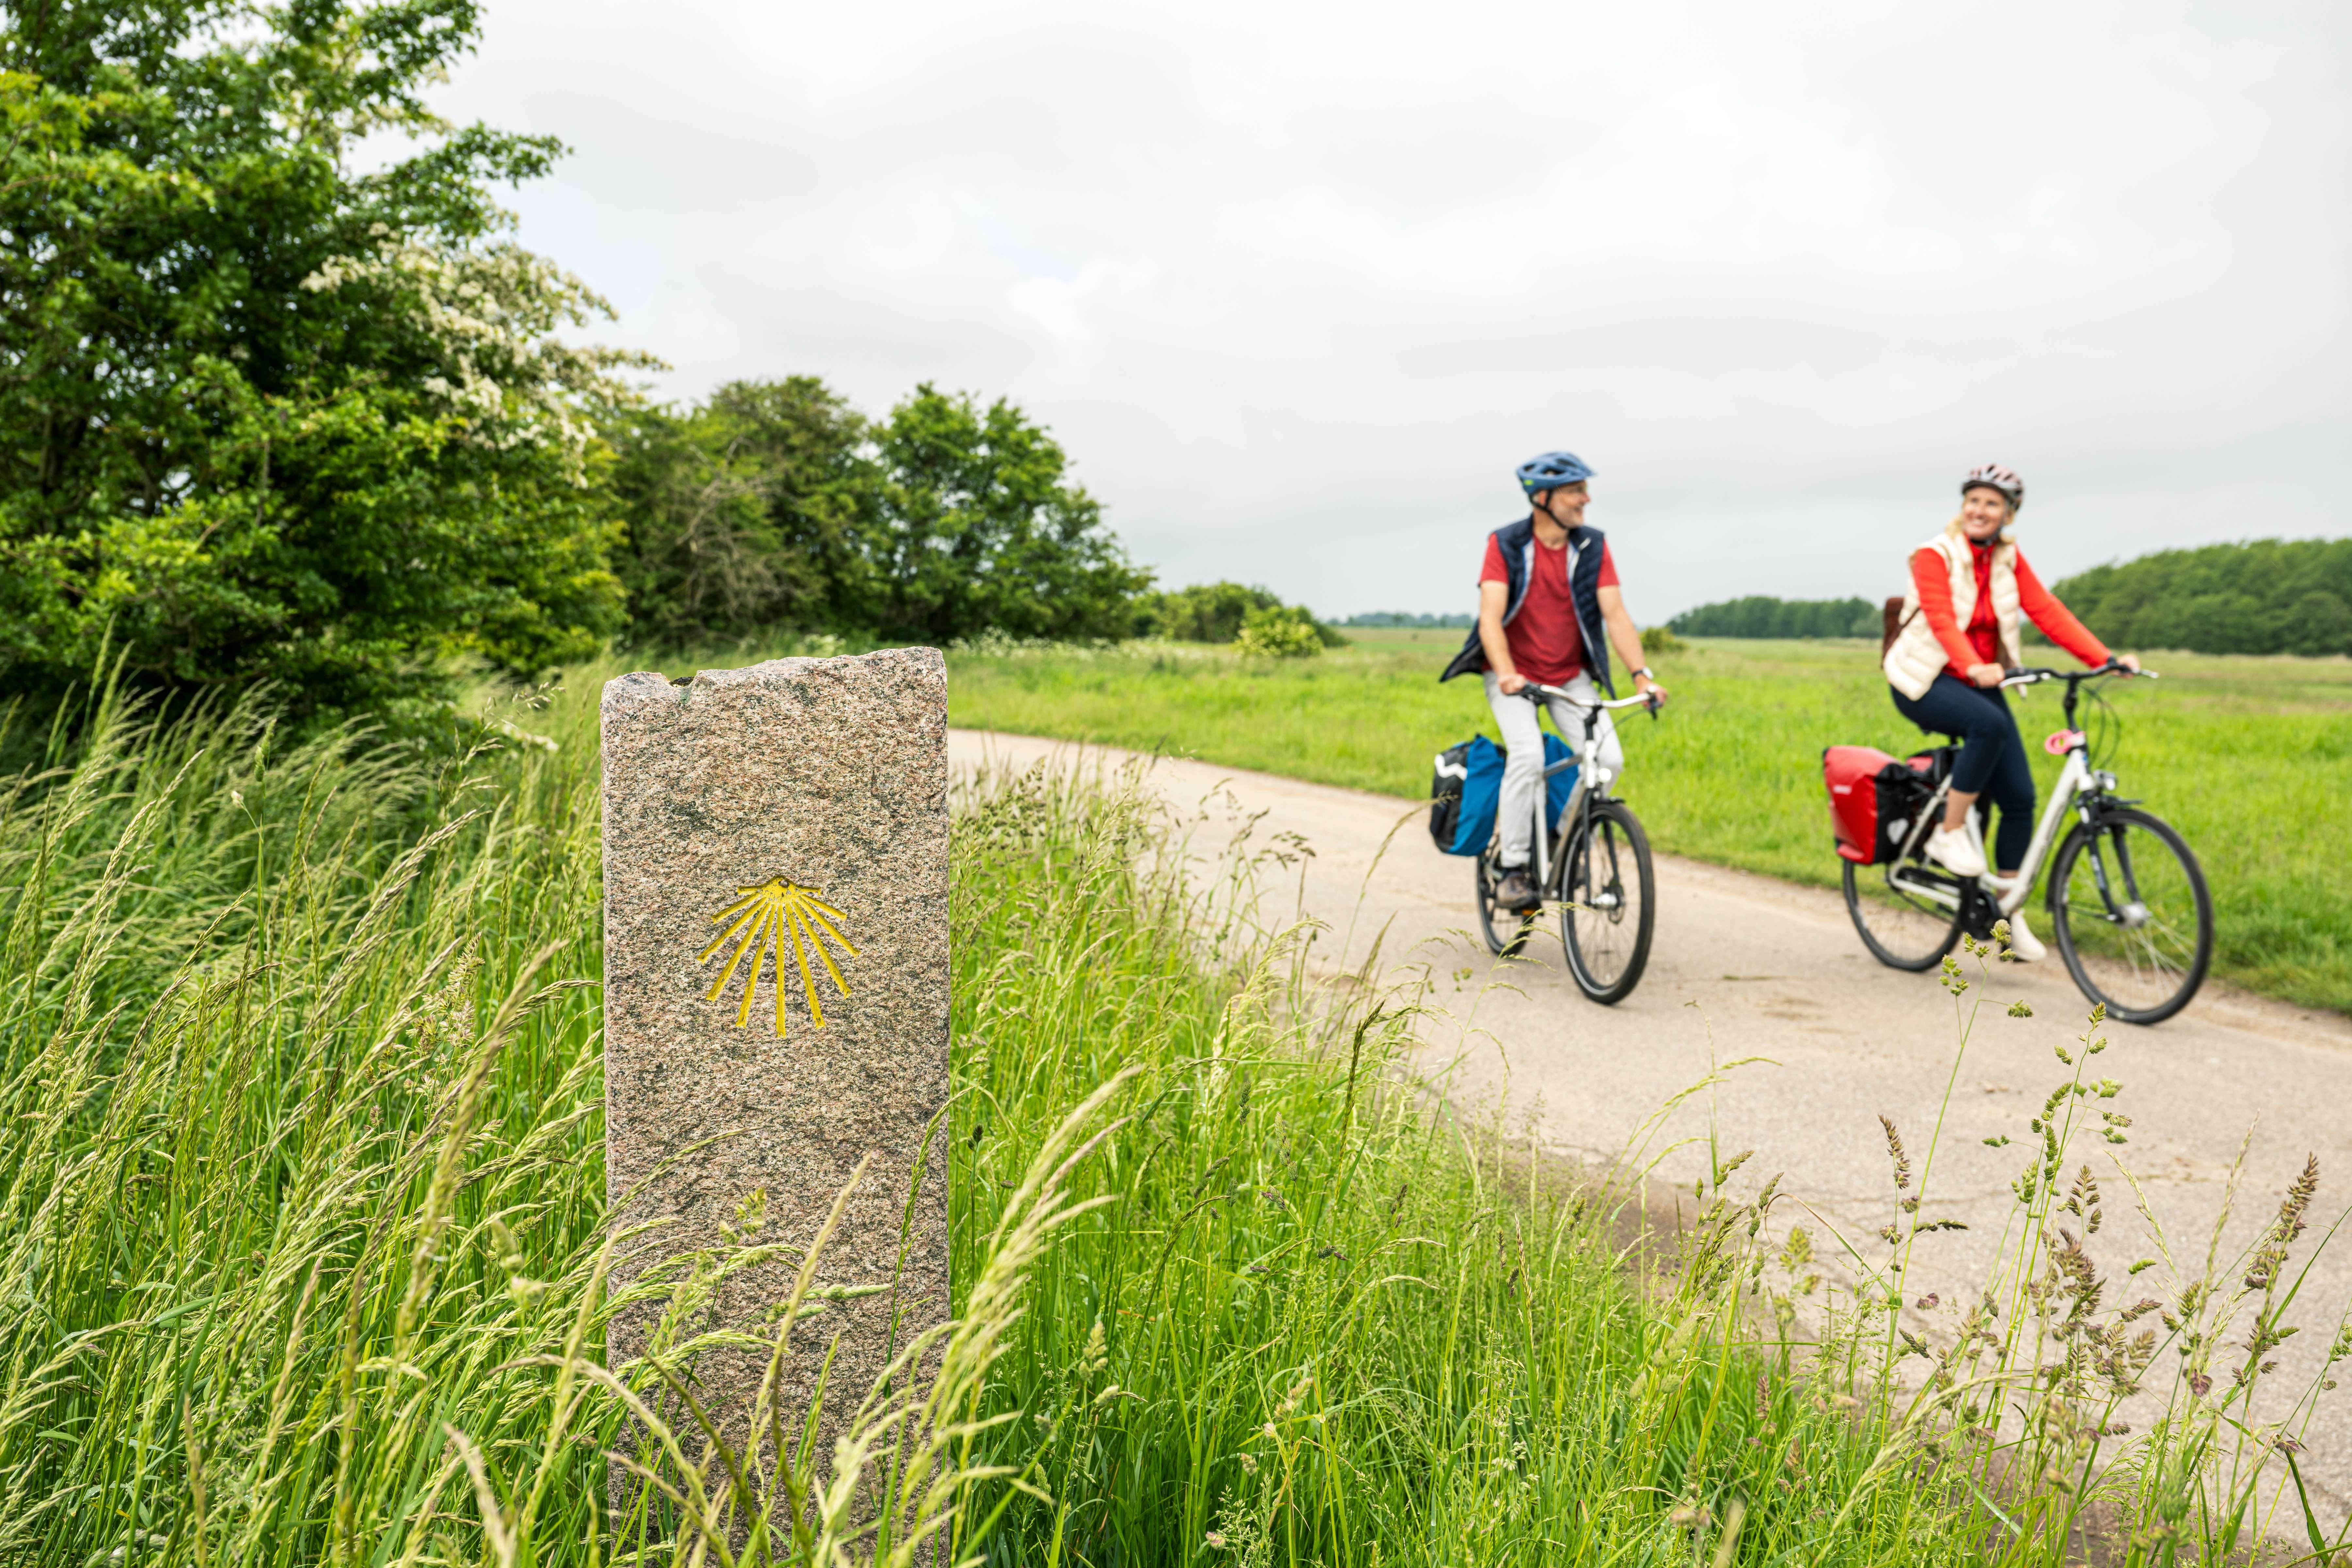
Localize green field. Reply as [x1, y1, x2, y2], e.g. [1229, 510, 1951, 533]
[947, 631, 2352, 1013]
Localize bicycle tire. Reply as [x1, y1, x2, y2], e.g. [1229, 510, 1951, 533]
[2047, 807, 2212, 1025]
[1475, 850, 1536, 958]
[1843, 858, 1965, 972]
[1558, 799, 1655, 1004]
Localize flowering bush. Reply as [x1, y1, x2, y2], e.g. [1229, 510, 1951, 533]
[0, 2, 648, 715]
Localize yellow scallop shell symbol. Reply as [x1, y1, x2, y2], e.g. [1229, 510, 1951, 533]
[697, 877, 857, 1037]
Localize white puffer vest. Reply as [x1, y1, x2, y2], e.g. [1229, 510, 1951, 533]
[1884, 532, 2021, 700]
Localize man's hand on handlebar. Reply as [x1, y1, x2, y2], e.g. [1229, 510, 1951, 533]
[1497, 670, 1528, 695]
[1634, 671, 1668, 708]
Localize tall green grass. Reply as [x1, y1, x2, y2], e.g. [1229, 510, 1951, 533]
[0, 669, 1068, 1564]
[943, 632, 2352, 1013]
[0, 674, 617, 1561]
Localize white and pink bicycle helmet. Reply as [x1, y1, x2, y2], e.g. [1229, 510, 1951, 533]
[1962, 462, 2025, 509]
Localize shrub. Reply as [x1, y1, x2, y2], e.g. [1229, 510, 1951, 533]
[1235, 604, 1327, 657]
[1146, 582, 1340, 650]
[1142, 581, 1287, 642]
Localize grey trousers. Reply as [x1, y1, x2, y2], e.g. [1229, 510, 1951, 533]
[1484, 671, 1625, 867]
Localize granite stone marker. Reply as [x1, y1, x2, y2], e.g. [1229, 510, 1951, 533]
[601, 647, 950, 1471]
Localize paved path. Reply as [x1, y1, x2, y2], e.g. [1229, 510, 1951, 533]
[950, 728, 2352, 1523]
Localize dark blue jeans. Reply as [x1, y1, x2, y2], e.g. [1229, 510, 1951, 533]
[1890, 674, 2035, 869]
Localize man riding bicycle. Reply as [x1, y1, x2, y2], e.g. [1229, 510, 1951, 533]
[1441, 451, 1669, 912]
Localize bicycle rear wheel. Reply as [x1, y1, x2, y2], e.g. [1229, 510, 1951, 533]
[1558, 800, 1655, 1004]
[1843, 857, 1965, 971]
[1475, 849, 1536, 958]
[2048, 808, 2212, 1025]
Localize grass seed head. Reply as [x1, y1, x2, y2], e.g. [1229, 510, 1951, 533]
[2273, 1154, 2320, 1250]
[1879, 1115, 1912, 1191]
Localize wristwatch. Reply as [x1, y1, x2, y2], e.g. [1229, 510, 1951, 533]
[1632, 666, 1656, 680]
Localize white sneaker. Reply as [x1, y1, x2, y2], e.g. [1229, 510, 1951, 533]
[1924, 825, 1985, 879]
[2000, 909, 2047, 963]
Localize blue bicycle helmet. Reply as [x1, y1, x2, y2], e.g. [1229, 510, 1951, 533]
[1516, 450, 1594, 497]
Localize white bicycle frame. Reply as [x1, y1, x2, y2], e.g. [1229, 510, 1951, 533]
[1514, 685, 1656, 899]
[1879, 670, 2148, 925]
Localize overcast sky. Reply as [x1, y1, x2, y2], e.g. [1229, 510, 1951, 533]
[424, 0, 2352, 621]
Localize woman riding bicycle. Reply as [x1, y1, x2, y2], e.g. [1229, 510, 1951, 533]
[1883, 463, 2138, 961]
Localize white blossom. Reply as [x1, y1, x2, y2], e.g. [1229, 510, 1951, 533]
[302, 229, 663, 475]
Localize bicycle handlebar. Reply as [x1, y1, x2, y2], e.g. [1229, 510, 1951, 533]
[1514, 682, 1664, 717]
[2000, 659, 2156, 690]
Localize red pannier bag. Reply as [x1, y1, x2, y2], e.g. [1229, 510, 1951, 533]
[1822, 746, 1937, 865]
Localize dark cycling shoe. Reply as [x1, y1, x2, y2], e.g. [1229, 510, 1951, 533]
[1495, 868, 1540, 912]
[1960, 888, 1998, 943]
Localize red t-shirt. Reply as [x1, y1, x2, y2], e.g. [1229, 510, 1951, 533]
[1480, 533, 1619, 686]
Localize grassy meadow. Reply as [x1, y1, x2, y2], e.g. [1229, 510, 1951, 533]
[946, 630, 2352, 1013]
[3, 659, 2349, 1564]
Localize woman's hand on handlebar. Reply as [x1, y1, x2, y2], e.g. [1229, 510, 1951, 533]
[1968, 662, 2005, 688]
[2117, 653, 2142, 675]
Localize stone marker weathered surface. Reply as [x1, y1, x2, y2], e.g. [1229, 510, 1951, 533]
[601, 647, 950, 1470]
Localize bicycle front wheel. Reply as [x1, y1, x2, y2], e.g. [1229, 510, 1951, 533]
[1843, 858, 1965, 972]
[1558, 800, 1655, 1004]
[2048, 808, 2212, 1025]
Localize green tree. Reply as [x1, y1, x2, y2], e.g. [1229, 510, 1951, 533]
[866, 384, 1147, 644]
[0, 0, 646, 714]
[609, 379, 1147, 647]
[608, 378, 877, 646]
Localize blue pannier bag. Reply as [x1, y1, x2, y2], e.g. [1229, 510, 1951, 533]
[1429, 734, 1577, 856]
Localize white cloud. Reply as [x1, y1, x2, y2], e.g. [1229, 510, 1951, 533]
[421, 0, 2352, 618]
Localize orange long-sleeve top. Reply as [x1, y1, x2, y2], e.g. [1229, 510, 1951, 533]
[1910, 539, 2109, 681]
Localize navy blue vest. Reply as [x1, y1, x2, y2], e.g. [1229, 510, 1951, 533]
[1439, 517, 1614, 693]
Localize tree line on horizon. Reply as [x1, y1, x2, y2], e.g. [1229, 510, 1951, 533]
[1664, 542, 2351, 658]
[2038, 539, 2351, 658]
[1668, 596, 1882, 640]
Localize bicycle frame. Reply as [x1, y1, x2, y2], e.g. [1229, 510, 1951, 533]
[1512, 684, 1656, 895]
[1875, 665, 2150, 920]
